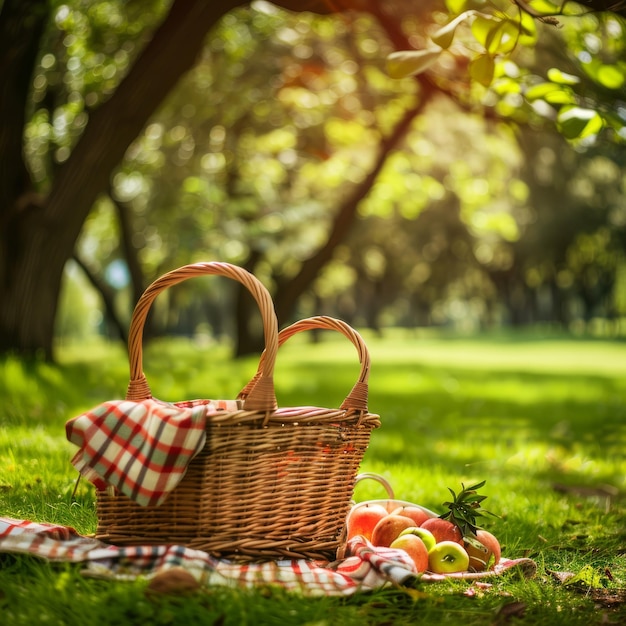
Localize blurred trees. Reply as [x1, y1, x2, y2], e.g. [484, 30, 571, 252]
[2, 1, 625, 360]
[1, 0, 246, 358]
[75, 3, 533, 350]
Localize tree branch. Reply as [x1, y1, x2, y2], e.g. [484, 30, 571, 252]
[109, 193, 146, 309]
[514, 0, 626, 19]
[72, 253, 128, 343]
[44, 0, 245, 258]
[272, 97, 426, 323]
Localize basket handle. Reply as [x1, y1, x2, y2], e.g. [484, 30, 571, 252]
[238, 316, 370, 413]
[125, 262, 279, 411]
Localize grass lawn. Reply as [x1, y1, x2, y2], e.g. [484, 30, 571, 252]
[1, 328, 625, 625]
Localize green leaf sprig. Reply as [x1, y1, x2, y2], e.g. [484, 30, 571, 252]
[440, 480, 499, 538]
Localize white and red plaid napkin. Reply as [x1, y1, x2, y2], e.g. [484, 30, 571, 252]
[66, 398, 237, 507]
[0, 517, 536, 595]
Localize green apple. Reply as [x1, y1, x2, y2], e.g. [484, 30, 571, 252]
[398, 526, 437, 552]
[428, 540, 470, 574]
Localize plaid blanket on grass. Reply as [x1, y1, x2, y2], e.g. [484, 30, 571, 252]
[0, 517, 537, 596]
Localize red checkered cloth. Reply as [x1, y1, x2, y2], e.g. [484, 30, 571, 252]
[66, 398, 237, 507]
[0, 517, 536, 595]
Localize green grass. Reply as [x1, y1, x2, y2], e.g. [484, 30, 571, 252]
[1, 329, 626, 625]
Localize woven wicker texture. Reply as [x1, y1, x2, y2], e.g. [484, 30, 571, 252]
[96, 262, 380, 561]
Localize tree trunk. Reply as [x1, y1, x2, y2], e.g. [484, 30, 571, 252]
[112, 195, 146, 311]
[0, 0, 53, 358]
[0, 0, 244, 359]
[0, 0, 49, 215]
[234, 250, 266, 357]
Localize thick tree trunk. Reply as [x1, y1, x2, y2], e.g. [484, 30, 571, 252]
[0, 0, 49, 215]
[0, 0, 244, 359]
[0, 0, 53, 358]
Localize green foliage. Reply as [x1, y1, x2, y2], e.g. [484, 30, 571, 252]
[556, 106, 603, 140]
[1, 332, 626, 624]
[431, 10, 475, 49]
[440, 479, 498, 536]
[469, 52, 495, 86]
[387, 1, 626, 144]
[93, 6, 419, 284]
[25, 0, 169, 183]
[15, 1, 625, 349]
[386, 49, 442, 78]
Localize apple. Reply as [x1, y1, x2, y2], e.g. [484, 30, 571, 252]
[390, 505, 431, 528]
[390, 534, 429, 573]
[371, 514, 416, 547]
[346, 502, 388, 541]
[464, 529, 501, 571]
[420, 517, 463, 545]
[398, 526, 437, 552]
[476, 529, 501, 564]
[428, 540, 470, 574]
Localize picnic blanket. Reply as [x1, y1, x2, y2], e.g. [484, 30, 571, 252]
[0, 517, 537, 596]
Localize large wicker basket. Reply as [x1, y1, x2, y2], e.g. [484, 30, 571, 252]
[95, 262, 380, 561]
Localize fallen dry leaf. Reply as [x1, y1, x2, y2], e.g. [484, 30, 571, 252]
[145, 566, 201, 596]
[589, 588, 626, 608]
[548, 569, 575, 584]
[495, 600, 526, 621]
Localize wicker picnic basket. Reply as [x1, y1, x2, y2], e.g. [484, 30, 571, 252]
[95, 262, 380, 561]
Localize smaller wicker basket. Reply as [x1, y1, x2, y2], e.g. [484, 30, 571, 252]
[95, 262, 380, 561]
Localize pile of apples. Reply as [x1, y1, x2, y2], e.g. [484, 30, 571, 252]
[346, 498, 501, 575]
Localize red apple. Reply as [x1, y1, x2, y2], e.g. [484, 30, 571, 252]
[371, 514, 416, 547]
[346, 503, 388, 541]
[464, 529, 501, 571]
[390, 533, 429, 573]
[428, 540, 470, 574]
[390, 505, 431, 528]
[420, 517, 463, 545]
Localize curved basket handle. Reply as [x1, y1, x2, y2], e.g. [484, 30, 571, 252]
[238, 316, 370, 413]
[126, 262, 279, 411]
[354, 473, 395, 499]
